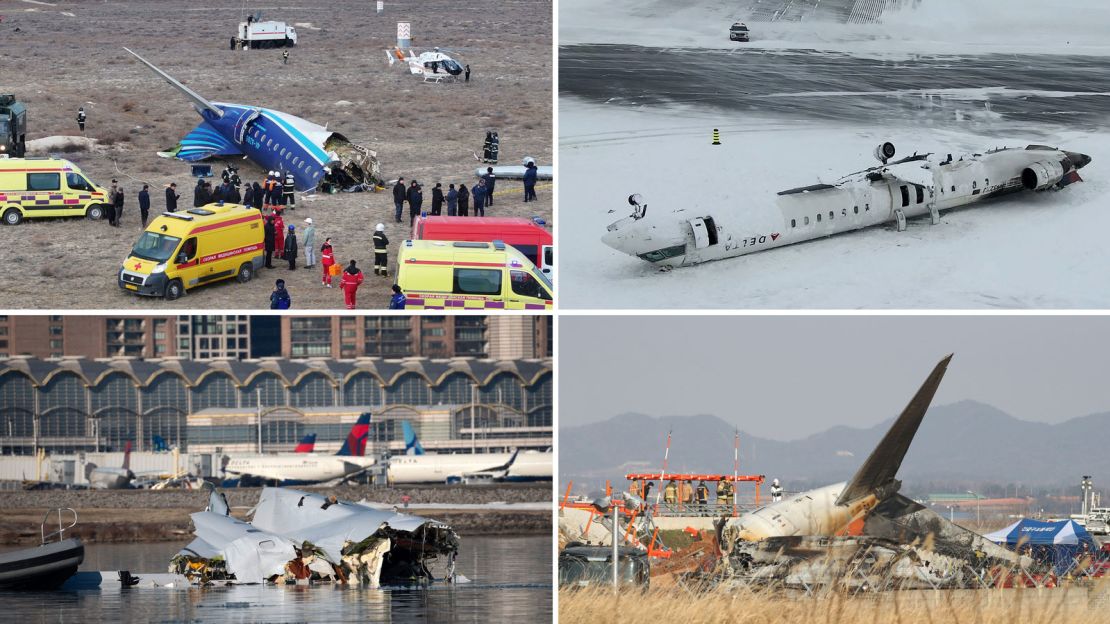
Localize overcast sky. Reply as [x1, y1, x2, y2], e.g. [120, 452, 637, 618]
[560, 316, 1110, 438]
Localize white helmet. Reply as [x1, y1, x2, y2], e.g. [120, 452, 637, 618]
[773, 479, 779, 486]
[375, 223, 385, 232]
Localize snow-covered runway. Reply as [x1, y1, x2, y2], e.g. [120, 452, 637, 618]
[561, 104, 1110, 309]
[558, 0, 1110, 309]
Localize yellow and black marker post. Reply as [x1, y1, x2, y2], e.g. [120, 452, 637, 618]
[712, 128, 721, 145]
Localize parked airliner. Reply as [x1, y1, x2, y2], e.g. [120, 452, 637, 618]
[221, 414, 378, 486]
[86, 441, 136, 489]
[387, 423, 553, 484]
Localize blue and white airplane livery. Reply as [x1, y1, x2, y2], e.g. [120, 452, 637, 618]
[123, 47, 380, 191]
[389, 421, 553, 484]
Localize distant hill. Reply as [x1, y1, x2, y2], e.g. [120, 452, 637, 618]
[560, 401, 1110, 492]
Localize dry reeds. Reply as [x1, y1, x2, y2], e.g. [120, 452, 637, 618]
[560, 580, 1110, 624]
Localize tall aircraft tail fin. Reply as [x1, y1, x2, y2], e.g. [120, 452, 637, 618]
[123, 47, 224, 118]
[294, 433, 317, 453]
[486, 449, 520, 474]
[835, 354, 953, 506]
[122, 440, 133, 471]
[336, 413, 372, 457]
[402, 421, 425, 455]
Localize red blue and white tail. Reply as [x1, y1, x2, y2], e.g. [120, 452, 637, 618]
[336, 413, 372, 456]
[294, 433, 317, 453]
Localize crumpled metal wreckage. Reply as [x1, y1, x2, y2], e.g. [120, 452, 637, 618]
[170, 487, 459, 587]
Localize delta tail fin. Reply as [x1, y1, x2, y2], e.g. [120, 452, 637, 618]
[402, 421, 425, 455]
[122, 440, 133, 471]
[835, 354, 952, 506]
[123, 47, 224, 118]
[336, 413, 372, 457]
[294, 433, 317, 453]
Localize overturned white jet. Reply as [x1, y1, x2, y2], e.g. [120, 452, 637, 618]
[604, 143, 1091, 267]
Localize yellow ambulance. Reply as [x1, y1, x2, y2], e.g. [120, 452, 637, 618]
[396, 240, 554, 310]
[0, 157, 110, 224]
[118, 204, 264, 300]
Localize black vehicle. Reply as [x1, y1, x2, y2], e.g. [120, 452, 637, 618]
[0, 95, 28, 157]
[558, 543, 650, 589]
[729, 22, 750, 42]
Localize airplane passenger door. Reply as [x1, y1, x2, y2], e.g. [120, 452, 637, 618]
[234, 108, 262, 144]
[688, 217, 715, 249]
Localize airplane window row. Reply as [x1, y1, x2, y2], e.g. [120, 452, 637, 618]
[789, 204, 870, 229]
[250, 125, 315, 176]
[943, 179, 989, 194]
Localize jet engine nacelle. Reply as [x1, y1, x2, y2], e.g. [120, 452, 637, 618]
[874, 142, 896, 164]
[1021, 159, 1066, 191]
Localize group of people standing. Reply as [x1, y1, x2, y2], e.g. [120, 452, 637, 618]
[212, 168, 295, 212]
[391, 171, 496, 226]
[264, 216, 401, 311]
[105, 179, 164, 227]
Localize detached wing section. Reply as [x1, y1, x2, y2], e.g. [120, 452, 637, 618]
[174, 120, 243, 161]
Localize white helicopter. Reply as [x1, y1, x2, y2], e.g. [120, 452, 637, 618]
[387, 47, 465, 82]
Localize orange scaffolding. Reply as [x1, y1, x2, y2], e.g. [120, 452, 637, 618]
[625, 472, 766, 516]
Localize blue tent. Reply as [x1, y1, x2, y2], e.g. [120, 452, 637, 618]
[984, 519, 1098, 575]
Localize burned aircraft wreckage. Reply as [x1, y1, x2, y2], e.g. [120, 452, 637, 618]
[570, 354, 1050, 591]
[125, 48, 381, 193]
[171, 487, 458, 586]
[710, 354, 1032, 589]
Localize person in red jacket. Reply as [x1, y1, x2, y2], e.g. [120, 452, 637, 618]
[272, 209, 286, 260]
[320, 237, 336, 287]
[339, 259, 364, 309]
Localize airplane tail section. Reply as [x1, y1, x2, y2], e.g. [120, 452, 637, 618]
[336, 413, 372, 457]
[294, 433, 317, 453]
[122, 441, 133, 471]
[174, 120, 243, 162]
[123, 47, 224, 118]
[402, 421, 425, 455]
[485, 449, 520, 475]
[835, 354, 952, 506]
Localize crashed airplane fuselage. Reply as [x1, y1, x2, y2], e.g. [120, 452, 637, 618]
[604, 144, 1091, 267]
[173, 487, 458, 587]
[718, 354, 1026, 571]
[124, 48, 380, 191]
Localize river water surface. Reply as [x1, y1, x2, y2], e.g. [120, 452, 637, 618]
[1, 536, 551, 623]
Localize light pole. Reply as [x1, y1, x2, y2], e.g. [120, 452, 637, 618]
[1081, 476, 1093, 518]
[967, 490, 982, 526]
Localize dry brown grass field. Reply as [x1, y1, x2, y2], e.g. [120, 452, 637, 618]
[0, 0, 552, 309]
[559, 583, 1110, 624]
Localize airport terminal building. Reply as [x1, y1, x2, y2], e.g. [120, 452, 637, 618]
[0, 356, 552, 457]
